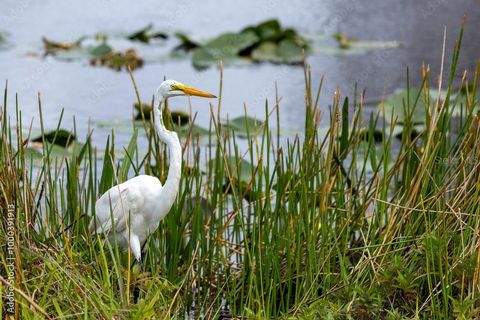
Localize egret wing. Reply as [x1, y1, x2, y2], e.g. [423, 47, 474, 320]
[89, 184, 143, 234]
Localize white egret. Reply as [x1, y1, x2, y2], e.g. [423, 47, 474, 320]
[89, 80, 216, 266]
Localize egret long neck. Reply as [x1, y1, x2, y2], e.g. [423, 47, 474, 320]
[154, 98, 182, 210]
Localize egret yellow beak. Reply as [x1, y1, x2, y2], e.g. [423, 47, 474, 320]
[178, 84, 216, 98]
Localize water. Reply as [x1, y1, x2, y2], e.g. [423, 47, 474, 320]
[0, 0, 478, 148]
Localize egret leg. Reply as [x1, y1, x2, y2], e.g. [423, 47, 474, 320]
[131, 234, 143, 303]
[130, 234, 142, 266]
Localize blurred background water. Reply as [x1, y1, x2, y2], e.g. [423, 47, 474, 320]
[0, 0, 478, 146]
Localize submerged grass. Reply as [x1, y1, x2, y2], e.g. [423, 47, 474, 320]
[1, 25, 480, 319]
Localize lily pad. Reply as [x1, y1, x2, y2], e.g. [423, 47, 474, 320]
[24, 147, 43, 162]
[127, 24, 167, 43]
[134, 102, 152, 120]
[88, 43, 113, 58]
[174, 32, 202, 52]
[192, 47, 239, 69]
[191, 31, 258, 69]
[24, 140, 85, 165]
[222, 179, 256, 202]
[133, 103, 191, 125]
[251, 42, 278, 61]
[0, 32, 11, 50]
[206, 31, 259, 55]
[243, 19, 281, 42]
[42, 36, 85, 53]
[333, 33, 401, 51]
[333, 32, 351, 49]
[31, 129, 76, 148]
[187, 19, 309, 68]
[170, 110, 191, 126]
[381, 88, 459, 125]
[224, 116, 264, 136]
[42, 36, 143, 71]
[276, 38, 304, 63]
[210, 156, 255, 183]
[90, 48, 143, 71]
[380, 88, 427, 125]
[175, 123, 209, 137]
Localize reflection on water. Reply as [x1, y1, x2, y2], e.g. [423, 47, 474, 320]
[0, 0, 478, 147]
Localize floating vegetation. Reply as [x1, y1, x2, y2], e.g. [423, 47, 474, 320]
[127, 24, 168, 43]
[133, 102, 190, 125]
[25, 141, 87, 164]
[42, 36, 86, 54]
[379, 87, 461, 137]
[224, 115, 264, 138]
[89, 48, 143, 71]
[43, 36, 143, 70]
[31, 128, 77, 147]
[173, 32, 201, 52]
[333, 32, 401, 50]
[176, 19, 309, 68]
[133, 102, 152, 120]
[309, 32, 402, 56]
[0, 31, 11, 50]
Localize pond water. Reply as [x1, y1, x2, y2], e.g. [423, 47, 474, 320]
[0, 0, 479, 148]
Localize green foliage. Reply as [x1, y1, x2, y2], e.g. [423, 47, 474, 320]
[127, 24, 167, 43]
[2, 24, 480, 319]
[177, 19, 309, 68]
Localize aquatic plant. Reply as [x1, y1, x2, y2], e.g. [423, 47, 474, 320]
[1, 24, 479, 319]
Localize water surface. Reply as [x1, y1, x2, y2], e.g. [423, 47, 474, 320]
[0, 0, 478, 147]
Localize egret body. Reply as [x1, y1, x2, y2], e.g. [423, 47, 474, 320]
[89, 80, 216, 265]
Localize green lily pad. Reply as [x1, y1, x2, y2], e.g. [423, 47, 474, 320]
[174, 32, 202, 51]
[243, 19, 281, 42]
[251, 42, 278, 61]
[31, 129, 76, 148]
[52, 42, 112, 61]
[127, 24, 167, 43]
[24, 147, 43, 162]
[210, 156, 255, 183]
[205, 31, 259, 55]
[134, 102, 152, 120]
[380, 88, 427, 125]
[88, 43, 113, 58]
[90, 48, 143, 71]
[192, 47, 239, 69]
[224, 116, 264, 135]
[188, 19, 308, 68]
[277, 38, 304, 63]
[170, 111, 191, 126]
[175, 123, 209, 137]
[43, 36, 143, 70]
[192, 31, 259, 68]
[0, 32, 11, 50]
[133, 103, 191, 126]
[24, 140, 86, 165]
[381, 88, 458, 125]
[222, 179, 257, 202]
[251, 39, 305, 63]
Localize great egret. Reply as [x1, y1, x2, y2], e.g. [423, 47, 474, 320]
[89, 80, 216, 266]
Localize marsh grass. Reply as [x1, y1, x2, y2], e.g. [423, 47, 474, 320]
[1, 24, 480, 319]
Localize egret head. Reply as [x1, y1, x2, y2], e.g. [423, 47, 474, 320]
[157, 80, 216, 99]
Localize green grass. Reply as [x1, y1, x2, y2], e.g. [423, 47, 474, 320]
[1, 25, 480, 319]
